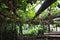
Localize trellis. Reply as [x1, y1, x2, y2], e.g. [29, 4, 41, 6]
[0, 0, 60, 40]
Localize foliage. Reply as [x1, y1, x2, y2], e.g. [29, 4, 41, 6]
[0, 0, 60, 35]
[22, 24, 48, 35]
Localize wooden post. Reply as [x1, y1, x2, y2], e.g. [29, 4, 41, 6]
[19, 24, 23, 40]
[48, 24, 50, 32]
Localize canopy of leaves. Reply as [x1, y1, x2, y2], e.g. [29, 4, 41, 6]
[0, 0, 60, 35]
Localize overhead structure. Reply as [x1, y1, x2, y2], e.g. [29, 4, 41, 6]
[34, 0, 57, 19]
[0, 0, 59, 25]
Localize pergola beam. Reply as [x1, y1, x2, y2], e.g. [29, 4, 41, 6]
[33, 0, 57, 19]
